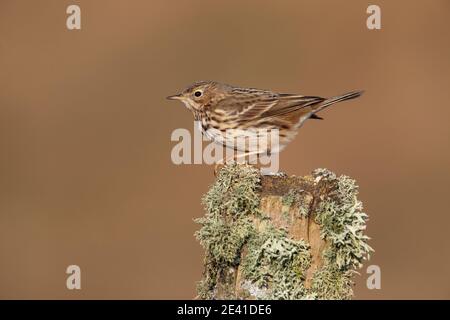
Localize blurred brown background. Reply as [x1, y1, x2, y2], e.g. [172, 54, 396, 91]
[1, 0, 449, 299]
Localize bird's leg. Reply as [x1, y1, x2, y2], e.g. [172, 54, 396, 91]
[234, 150, 284, 176]
[232, 150, 264, 172]
[213, 149, 254, 176]
[214, 150, 269, 176]
[233, 150, 261, 164]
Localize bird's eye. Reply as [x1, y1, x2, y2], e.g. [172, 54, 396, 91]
[194, 90, 202, 97]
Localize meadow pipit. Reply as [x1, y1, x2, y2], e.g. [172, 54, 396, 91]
[167, 81, 363, 165]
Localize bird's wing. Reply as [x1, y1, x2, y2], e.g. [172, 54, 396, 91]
[212, 92, 325, 121]
[259, 94, 325, 118]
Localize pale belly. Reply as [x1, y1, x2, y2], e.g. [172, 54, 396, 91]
[201, 125, 288, 154]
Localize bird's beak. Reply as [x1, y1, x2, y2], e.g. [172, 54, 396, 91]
[166, 94, 184, 101]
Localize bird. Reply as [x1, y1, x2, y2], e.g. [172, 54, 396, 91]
[167, 81, 363, 164]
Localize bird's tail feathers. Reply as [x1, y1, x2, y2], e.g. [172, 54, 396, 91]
[313, 90, 364, 114]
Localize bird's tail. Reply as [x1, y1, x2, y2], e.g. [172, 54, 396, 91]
[312, 90, 364, 114]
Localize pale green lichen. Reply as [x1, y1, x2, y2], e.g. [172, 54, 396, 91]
[195, 164, 261, 264]
[195, 165, 372, 300]
[196, 261, 218, 299]
[195, 164, 261, 299]
[282, 189, 299, 207]
[281, 189, 309, 219]
[312, 168, 373, 270]
[241, 226, 311, 299]
[195, 215, 253, 265]
[310, 252, 354, 300]
[281, 189, 298, 221]
[308, 168, 373, 300]
[202, 164, 261, 218]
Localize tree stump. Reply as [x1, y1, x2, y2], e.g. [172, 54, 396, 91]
[195, 164, 372, 300]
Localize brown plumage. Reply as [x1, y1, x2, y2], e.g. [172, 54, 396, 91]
[167, 81, 363, 155]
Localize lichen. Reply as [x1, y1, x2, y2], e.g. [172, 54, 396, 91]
[195, 215, 253, 265]
[308, 168, 374, 299]
[241, 226, 311, 300]
[282, 189, 299, 207]
[195, 164, 261, 299]
[195, 165, 372, 300]
[310, 252, 354, 300]
[281, 189, 309, 218]
[312, 168, 373, 270]
[202, 163, 261, 218]
[196, 261, 218, 299]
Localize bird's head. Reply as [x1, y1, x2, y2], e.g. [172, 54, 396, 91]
[166, 81, 229, 112]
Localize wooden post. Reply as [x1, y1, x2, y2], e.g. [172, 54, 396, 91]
[195, 164, 372, 300]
